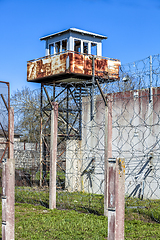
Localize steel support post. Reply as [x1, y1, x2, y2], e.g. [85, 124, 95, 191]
[49, 102, 58, 209]
[66, 87, 69, 138]
[79, 86, 82, 140]
[104, 97, 112, 216]
[91, 56, 95, 121]
[40, 84, 43, 187]
[43, 137, 47, 180]
[53, 82, 55, 102]
[149, 55, 153, 103]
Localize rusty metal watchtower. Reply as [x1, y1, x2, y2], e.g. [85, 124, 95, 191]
[27, 28, 121, 186]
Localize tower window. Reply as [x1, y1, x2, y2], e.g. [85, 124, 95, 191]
[55, 41, 60, 53]
[83, 42, 88, 54]
[74, 40, 81, 53]
[49, 44, 54, 55]
[91, 43, 97, 55]
[62, 39, 67, 52]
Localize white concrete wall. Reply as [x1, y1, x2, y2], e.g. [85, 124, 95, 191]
[65, 87, 160, 199]
[81, 95, 105, 194]
[65, 140, 82, 192]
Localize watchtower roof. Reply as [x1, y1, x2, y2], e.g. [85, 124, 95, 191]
[40, 28, 107, 41]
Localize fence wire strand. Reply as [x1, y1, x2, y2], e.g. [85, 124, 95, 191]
[7, 54, 160, 223]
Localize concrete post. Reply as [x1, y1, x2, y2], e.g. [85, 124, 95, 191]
[2, 159, 7, 240]
[6, 157, 15, 240]
[2, 107, 15, 240]
[7, 107, 15, 240]
[108, 158, 116, 240]
[107, 158, 125, 240]
[115, 158, 125, 240]
[104, 97, 112, 216]
[49, 102, 58, 209]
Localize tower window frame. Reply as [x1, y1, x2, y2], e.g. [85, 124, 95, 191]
[74, 39, 81, 53]
[49, 38, 68, 55]
[91, 42, 97, 55]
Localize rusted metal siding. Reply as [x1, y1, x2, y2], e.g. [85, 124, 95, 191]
[27, 51, 121, 83]
[27, 54, 67, 80]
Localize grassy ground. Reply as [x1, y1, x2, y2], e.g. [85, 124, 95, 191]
[14, 204, 160, 239]
[0, 188, 160, 239]
[15, 204, 108, 240]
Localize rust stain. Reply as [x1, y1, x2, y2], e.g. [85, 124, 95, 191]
[27, 51, 121, 83]
[69, 52, 74, 73]
[108, 165, 116, 208]
[108, 213, 116, 240]
[84, 57, 92, 75]
[74, 53, 84, 74]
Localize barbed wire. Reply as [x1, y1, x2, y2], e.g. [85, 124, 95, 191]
[6, 54, 160, 223]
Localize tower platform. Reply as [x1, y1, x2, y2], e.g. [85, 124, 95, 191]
[27, 51, 121, 85]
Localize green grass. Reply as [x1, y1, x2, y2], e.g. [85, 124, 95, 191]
[35, 170, 65, 182]
[14, 203, 108, 240]
[1, 189, 160, 239]
[125, 220, 160, 239]
[15, 187, 104, 214]
[5, 203, 160, 239]
[125, 197, 160, 223]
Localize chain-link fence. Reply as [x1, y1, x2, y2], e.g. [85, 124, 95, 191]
[0, 81, 10, 196]
[13, 54, 160, 223]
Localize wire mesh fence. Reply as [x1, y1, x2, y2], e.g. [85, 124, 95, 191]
[0, 81, 10, 198]
[11, 53, 160, 224]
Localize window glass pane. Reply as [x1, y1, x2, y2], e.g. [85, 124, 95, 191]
[55, 41, 60, 53]
[49, 44, 54, 55]
[74, 40, 81, 53]
[62, 39, 67, 52]
[91, 43, 97, 55]
[83, 42, 88, 54]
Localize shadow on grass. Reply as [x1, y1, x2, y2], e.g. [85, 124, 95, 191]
[81, 207, 102, 216]
[16, 199, 49, 209]
[40, 201, 49, 208]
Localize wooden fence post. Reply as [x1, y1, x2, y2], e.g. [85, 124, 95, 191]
[49, 102, 58, 209]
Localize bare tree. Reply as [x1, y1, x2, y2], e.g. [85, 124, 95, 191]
[11, 87, 41, 142]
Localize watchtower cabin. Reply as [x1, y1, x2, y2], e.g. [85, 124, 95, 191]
[27, 28, 121, 84]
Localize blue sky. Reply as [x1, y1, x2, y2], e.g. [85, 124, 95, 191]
[0, 0, 160, 94]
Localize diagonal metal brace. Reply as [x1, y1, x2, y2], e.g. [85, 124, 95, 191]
[0, 94, 8, 111]
[43, 86, 53, 109]
[95, 78, 107, 106]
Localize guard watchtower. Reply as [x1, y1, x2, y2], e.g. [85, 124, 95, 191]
[27, 27, 121, 139]
[27, 28, 120, 84]
[27, 28, 121, 187]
